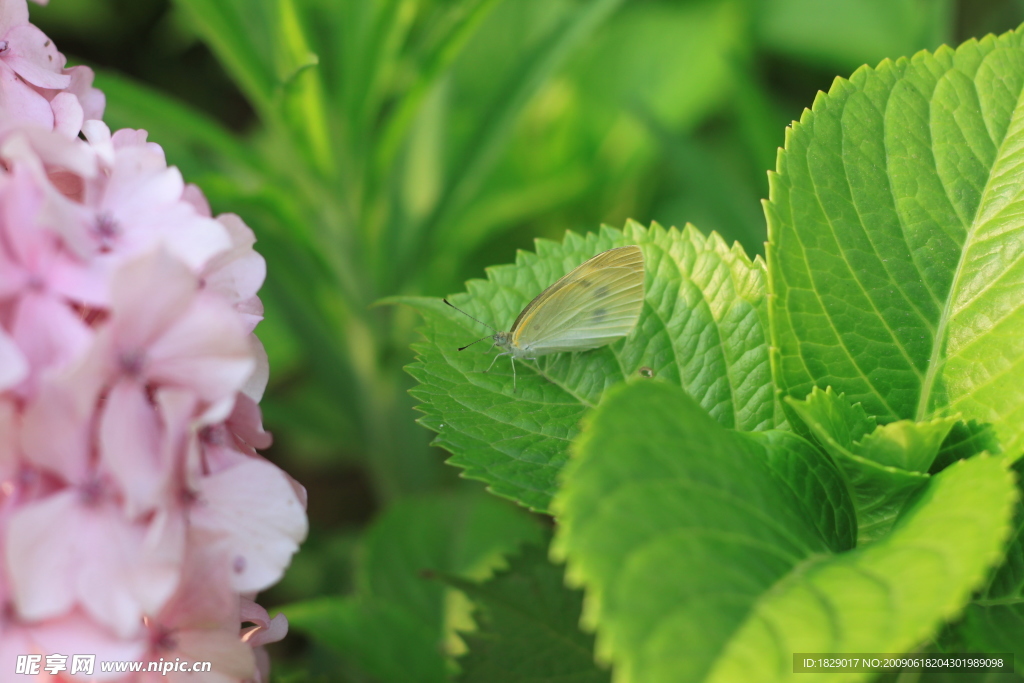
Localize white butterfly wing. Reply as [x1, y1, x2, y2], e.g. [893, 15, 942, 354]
[510, 245, 644, 356]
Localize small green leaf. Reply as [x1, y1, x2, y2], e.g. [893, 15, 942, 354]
[286, 490, 541, 683]
[284, 596, 448, 683]
[767, 26, 1024, 455]
[744, 429, 857, 553]
[553, 381, 1016, 683]
[448, 543, 609, 683]
[357, 491, 543, 628]
[933, 419, 1003, 473]
[856, 416, 957, 472]
[403, 221, 780, 511]
[786, 388, 932, 541]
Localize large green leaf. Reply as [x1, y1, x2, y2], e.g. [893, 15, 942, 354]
[553, 381, 1016, 683]
[449, 542, 609, 683]
[767, 26, 1024, 455]
[403, 220, 781, 511]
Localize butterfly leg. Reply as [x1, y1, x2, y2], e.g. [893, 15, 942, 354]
[511, 356, 516, 392]
[485, 352, 510, 373]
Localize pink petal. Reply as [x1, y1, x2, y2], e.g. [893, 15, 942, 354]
[144, 204, 231, 271]
[253, 646, 271, 683]
[20, 331, 110, 480]
[99, 379, 169, 517]
[202, 214, 265, 305]
[6, 489, 80, 621]
[0, 125, 97, 179]
[110, 250, 198, 352]
[165, 630, 255, 682]
[3, 25, 70, 89]
[102, 146, 181, 213]
[7, 491, 186, 634]
[110, 128, 153, 151]
[0, 397, 18, 481]
[0, 325, 28, 390]
[182, 183, 210, 217]
[11, 292, 92, 393]
[82, 119, 113, 162]
[156, 385, 199, 473]
[241, 335, 269, 403]
[7, 491, 185, 637]
[50, 90, 83, 138]
[0, 63, 51, 127]
[227, 392, 272, 450]
[240, 599, 288, 647]
[235, 295, 264, 332]
[0, 628, 39, 682]
[0, 1, 28, 35]
[94, 206, 231, 274]
[1, 161, 45, 266]
[157, 542, 237, 631]
[65, 65, 104, 121]
[45, 251, 108, 307]
[28, 610, 147, 682]
[190, 458, 307, 592]
[147, 294, 254, 404]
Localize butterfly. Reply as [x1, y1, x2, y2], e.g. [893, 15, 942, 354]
[444, 245, 645, 390]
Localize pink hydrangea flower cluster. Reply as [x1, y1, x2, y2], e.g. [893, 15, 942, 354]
[0, 2, 308, 681]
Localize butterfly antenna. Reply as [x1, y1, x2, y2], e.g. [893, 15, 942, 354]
[443, 299, 498, 333]
[458, 335, 491, 351]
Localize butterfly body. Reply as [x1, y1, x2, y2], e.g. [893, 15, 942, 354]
[448, 245, 645, 390]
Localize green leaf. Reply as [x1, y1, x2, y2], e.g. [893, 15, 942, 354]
[448, 543, 609, 683]
[951, 460, 1024, 671]
[357, 490, 543, 629]
[172, 0, 277, 111]
[933, 419, 1003, 473]
[285, 490, 542, 683]
[767, 26, 1024, 455]
[403, 220, 781, 511]
[552, 380, 1017, 683]
[745, 429, 857, 554]
[786, 388, 935, 542]
[786, 386, 959, 474]
[275, 0, 334, 176]
[284, 596, 449, 683]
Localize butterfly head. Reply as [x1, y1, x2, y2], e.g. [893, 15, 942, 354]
[493, 331, 513, 352]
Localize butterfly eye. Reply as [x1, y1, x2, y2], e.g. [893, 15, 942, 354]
[638, 366, 654, 378]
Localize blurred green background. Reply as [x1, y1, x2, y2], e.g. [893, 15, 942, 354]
[31, 0, 1024, 679]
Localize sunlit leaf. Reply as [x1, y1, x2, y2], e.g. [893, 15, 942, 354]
[768, 27, 1024, 455]
[403, 221, 780, 511]
[553, 380, 1016, 683]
